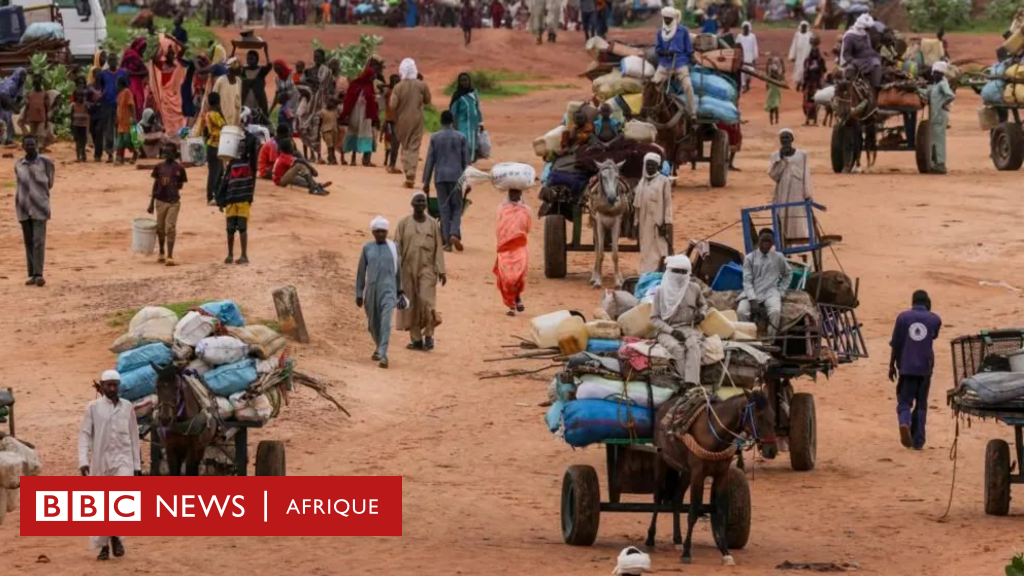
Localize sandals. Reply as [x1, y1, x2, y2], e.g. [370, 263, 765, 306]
[378, 357, 389, 369]
[424, 337, 435, 351]
[515, 298, 525, 313]
[407, 340, 424, 351]
[97, 546, 110, 561]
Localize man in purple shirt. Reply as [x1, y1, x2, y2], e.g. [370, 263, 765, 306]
[888, 290, 942, 450]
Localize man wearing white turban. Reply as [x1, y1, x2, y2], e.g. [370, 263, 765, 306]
[357, 216, 406, 368]
[79, 369, 140, 560]
[788, 21, 813, 88]
[769, 128, 812, 245]
[737, 21, 759, 93]
[652, 7, 697, 119]
[395, 192, 448, 351]
[917, 61, 954, 173]
[840, 13, 882, 90]
[390, 59, 432, 188]
[651, 254, 706, 385]
[632, 152, 673, 274]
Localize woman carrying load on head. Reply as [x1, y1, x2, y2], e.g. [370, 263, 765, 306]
[270, 59, 298, 134]
[449, 72, 483, 163]
[0, 68, 27, 144]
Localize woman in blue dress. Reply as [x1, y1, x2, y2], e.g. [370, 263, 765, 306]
[449, 72, 482, 162]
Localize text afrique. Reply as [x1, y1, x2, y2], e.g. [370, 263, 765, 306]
[154, 496, 381, 518]
[286, 498, 380, 516]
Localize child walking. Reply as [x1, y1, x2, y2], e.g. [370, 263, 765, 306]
[147, 141, 188, 266]
[765, 55, 785, 126]
[382, 74, 399, 173]
[320, 96, 340, 165]
[203, 92, 226, 205]
[25, 76, 49, 144]
[70, 78, 90, 162]
[115, 76, 137, 165]
[217, 135, 256, 264]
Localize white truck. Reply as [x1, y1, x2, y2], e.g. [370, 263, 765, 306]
[12, 0, 106, 62]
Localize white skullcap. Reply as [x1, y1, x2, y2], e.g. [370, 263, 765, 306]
[779, 128, 794, 138]
[931, 61, 949, 74]
[664, 255, 692, 271]
[742, 20, 752, 29]
[399, 58, 418, 80]
[101, 370, 121, 382]
[643, 151, 662, 165]
[411, 190, 426, 201]
[370, 216, 390, 231]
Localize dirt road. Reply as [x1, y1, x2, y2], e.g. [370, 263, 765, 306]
[0, 26, 1020, 575]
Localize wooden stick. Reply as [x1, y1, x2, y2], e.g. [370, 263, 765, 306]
[477, 365, 561, 380]
[741, 66, 792, 90]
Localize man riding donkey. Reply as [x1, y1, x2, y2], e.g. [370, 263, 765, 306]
[653, 6, 697, 124]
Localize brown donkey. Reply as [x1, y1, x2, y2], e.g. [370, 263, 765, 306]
[152, 362, 219, 476]
[649, 389, 776, 565]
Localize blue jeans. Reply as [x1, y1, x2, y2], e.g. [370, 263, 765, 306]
[581, 10, 595, 39]
[896, 374, 930, 448]
[436, 181, 463, 242]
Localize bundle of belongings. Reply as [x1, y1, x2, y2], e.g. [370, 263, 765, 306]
[979, 60, 1024, 108]
[0, 434, 42, 523]
[108, 300, 291, 428]
[948, 335, 1024, 414]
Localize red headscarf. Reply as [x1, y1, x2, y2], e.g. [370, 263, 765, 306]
[273, 59, 292, 79]
[341, 63, 379, 122]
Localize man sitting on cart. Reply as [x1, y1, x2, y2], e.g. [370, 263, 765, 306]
[651, 254, 707, 386]
[840, 14, 883, 96]
[591, 103, 623, 146]
[737, 228, 793, 338]
[653, 6, 697, 122]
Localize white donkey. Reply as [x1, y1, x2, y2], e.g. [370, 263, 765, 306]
[586, 159, 632, 289]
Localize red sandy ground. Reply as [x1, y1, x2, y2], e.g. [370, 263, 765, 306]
[0, 25, 1020, 575]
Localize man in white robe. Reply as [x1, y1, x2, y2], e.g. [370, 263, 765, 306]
[737, 21, 759, 93]
[78, 370, 141, 560]
[633, 152, 673, 275]
[650, 255, 707, 385]
[789, 21, 813, 88]
[768, 129, 812, 247]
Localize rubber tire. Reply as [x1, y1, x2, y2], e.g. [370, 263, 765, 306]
[255, 440, 286, 476]
[544, 214, 568, 279]
[709, 129, 729, 188]
[984, 438, 1011, 516]
[561, 464, 600, 546]
[915, 120, 932, 174]
[830, 122, 846, 174]
[991, 123, 1024, 171]
[788, 393, 817, 472]
[723, 466, 751, 549]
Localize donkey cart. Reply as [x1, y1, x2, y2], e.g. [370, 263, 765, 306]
[145, 420, 286, 476]
[981, 105, 1024, 172]
[947, 330, 1024, 515]
[830, 105, 932, 174]
[561, 439, 751, 549]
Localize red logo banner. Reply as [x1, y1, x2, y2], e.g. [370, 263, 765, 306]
[20, 476, 402, 537]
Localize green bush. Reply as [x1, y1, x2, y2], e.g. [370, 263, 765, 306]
[311, 34, 384, 81]
[985, 0, 1019, 25]
[905, 0, 970, 32]
[103, 15, 216, 56]
[29, 53, 73, 140]
[1008, 554, 1024, 576]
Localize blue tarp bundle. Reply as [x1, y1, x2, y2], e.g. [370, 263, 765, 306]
[116, 342, 173, 374]
[200, 300, 245, 327]
[586, 339, 622, 354]
[692, 68, 738, 102]
[203, 359, 257, 397]
[119, 365, 158, 401]
[634, 271, 663, 300]
[562, 399, 653, 447]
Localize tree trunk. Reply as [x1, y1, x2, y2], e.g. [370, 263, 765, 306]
[272, 285, 310, 344]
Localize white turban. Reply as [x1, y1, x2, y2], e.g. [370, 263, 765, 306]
[411, 190, 426, 201]
[101, 370, 121, 382]
[931, 61, 949, 75]
[853, 14, 873, 32]
[370, 216, 390, 231]
[661, 7, 680, 41]
[779, 128, 794, 138]
[660, 255, 693, 318]
[643, 152, 662, 179]
[742, 20, 752, 31]
[399, 58, 418, 80]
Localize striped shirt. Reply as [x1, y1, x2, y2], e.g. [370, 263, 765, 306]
[15, 155, 54, 221]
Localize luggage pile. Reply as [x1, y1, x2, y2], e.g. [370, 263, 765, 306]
[0, 435, 41, 524]
[108, 301, 290, 426]
[537, 272, 777, 448]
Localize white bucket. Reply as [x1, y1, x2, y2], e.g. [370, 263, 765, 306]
[132, 218, 157, 255]
[218, 126, 244, 160]
[1009, 349, 1024, 373]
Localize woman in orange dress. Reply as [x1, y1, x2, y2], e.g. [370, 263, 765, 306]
[493, 188, 532, 316]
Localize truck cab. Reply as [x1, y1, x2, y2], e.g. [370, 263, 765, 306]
[10, 0, 106, 62]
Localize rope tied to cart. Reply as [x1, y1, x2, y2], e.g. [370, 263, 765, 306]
[937, 417, 960, 523]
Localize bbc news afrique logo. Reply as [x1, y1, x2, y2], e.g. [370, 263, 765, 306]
[36, 491, 142, 521]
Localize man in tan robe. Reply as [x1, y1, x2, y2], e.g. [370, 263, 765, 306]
[396, 191, 447, 350]
[651, 255, 706, 385]
[390, 58, 432, 188]
[769, 128, 812, 248]
[633, 152, 673, 275]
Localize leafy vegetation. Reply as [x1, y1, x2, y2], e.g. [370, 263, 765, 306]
[29, 54, 73, 140]
[1008, 553, 1024, 576]
[311, 34, 384, 81]
[985, 0, 1020, 26]
[442, 70, 560, 100]
[424, 104, 441, 132]
[103, 14, 216, 56]
[905, 0, 970, 32]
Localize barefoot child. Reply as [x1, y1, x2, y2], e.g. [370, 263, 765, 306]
[24, 76, 48, 144]
[217, 134, 256, 264]
[70, 78, 90, 162]
[147, 141, 187, 266]
[320, 96, 339, 165]
[115, 76, 137, 164]
[765, 55, 784, 126]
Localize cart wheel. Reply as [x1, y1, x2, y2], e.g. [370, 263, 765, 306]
[561, 464, 600, 546]
[544, 214, 568, 279]
[255, 440, 286, 476]
[788, 393, 816, 472]
[984, 438, 1011, 516]
[991, 123, 1024, 171]
[723, 466, 751, 549]
[709, 129, 729, 188]
[915, 120, 932, 174]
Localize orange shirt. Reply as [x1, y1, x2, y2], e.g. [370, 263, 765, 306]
[116, 90, 135, 133]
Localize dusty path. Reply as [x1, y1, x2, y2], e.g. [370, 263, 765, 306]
[0, 26, 1021, 575]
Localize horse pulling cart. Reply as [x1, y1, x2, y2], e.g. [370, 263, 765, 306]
[144, 420, 286, 476]
[947, 330, 1024, 515]
[561, 439, 751, 548]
